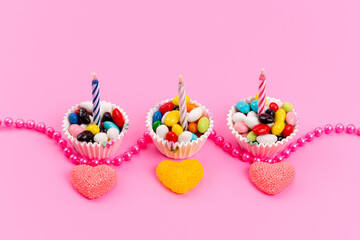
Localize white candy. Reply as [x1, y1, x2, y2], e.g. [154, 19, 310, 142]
[81, 124, 88, 129]
[247, 111, 258, 118]
[80, 102, 93, 113]
[107, 127, 120, 140]
[94, 132, 108, 143]
[232, 112, 247, 123]
[100, 102, 113, 113]
[156, 125, 169, 139]
[178, 131, 193, 143]
[161, 112, 170, 124]
[256, 134, 277, 144]
[244, 116, 260, 129]
[188, 107, 203, 122]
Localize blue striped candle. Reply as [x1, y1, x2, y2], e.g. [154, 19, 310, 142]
[91, 73, 101, 127]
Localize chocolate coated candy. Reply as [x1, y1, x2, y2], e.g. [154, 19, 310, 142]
[77, 130, 94, 142]
[101, 112, 112, 122]
[78, 108, 90, 124]
[259, 113, 274, 124]
[265, 109, 275, 118]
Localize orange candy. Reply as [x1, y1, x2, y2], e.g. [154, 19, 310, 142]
[187, 103, 198, 112]
[187, 122, 198, 133]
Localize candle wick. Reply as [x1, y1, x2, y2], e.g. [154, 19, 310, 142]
[91, 72, 97, 80]
[179, 75, 183, 84]
[261, 68, 265, 76]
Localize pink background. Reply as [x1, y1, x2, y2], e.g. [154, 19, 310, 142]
[1, 0, 360, 239]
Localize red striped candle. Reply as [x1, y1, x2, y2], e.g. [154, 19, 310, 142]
[258, 69, 266, 115]
[178, 75, 188, 131]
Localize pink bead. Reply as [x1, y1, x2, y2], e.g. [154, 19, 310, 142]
[324, 124, 334, 134]
[314, 127, 324, 137]
[63, 147, 72, 157]
[241, 152, 251, 162]
[69, 154, 79, 165]
[222, 142, 232, 152]
[282, 148, 291, 159]
[346, 124, 356, 134]
[137, 137, 147, 149]
[15, 119, 24, 128]
[58, 139, 68, 149]
[0, 119, 2, 127]
[36, 122, 46, 133]
[79, 158, 89, 165]
[4, 117, 13, 127]
[131, 145, 141, 155]
[122, 151, 132, 161]
[357, 128, 360, 136]
[231, 148, 241, 158]
[215, 136, 224, 146]
[335, 123, 345, 133]
[25, 120, 35, 129]
[297, 137, 307, 147]
[102, 158, 112, 165]
[208, 130, 217, 139]
[45, 127, 55, 137]
[305, 132, 315, 142]
[113, 156, 123, 166]
[273, 155, 284, 162]
[253, 157, 262, 163]
[143, 131, 152, 142]
[266, 158, 275, 164]
[53, 131, 62, 141]
[91, 159, 100, 167]
[289, 142, 299, 152]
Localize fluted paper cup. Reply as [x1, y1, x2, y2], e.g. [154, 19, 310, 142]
[146, 98, 214, 159]
[227, 96, 299, 157]
[62, 101, 129, 160]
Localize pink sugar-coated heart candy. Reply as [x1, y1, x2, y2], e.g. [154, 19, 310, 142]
[286, 112, 297, 126]
[70, 165, 117, 199]
[69, 124, 85, 138]
[249, 161, 295, 195]
[234, 121, 249, 134]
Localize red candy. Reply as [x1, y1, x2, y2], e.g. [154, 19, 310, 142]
[159, 102, 174, 115]
[165, 131, 178, 142]
[112, 108, 124, 127]
[269, 102, 279, 112]
[282, 124, 294, 137]
[252, 124, 271, 135]
[75, 109, 80, 114]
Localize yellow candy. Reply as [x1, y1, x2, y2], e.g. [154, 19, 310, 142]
[164, 110, 180, 127]
[254, 94, 267, 103]
[86, 124, 100, 135]
[172, 95, 190, 106]
[275, 109, 286, 122]
[271, 121, 285, 135]
[172, 124, 183, 136]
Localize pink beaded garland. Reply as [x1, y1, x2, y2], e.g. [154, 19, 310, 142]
[143, 131, 152, 142]
[69, 154, 79, 165]
[241, 152, 251, 162]
[297, 137, 307, 147]
[208, 130, 217, 139]
[63, 147, 72, 157]
[91, 159, 100, 167]
[131, 145, 140, 155]
[79, 158, 89, 165]
[53, 131, 62, 141]
[305, 132, 315, 142]
[215, 135, 224, 146]
[231, 148, 241, 158]
[0, 119, 2, 127]
[335, 123, 345, 133]
[102, 158, 112, 165]
[346, 124, 356, 134]
[289, 142, 299, 152]
[137, 137, 146, 149]
[314, 127, 324, 137]
[4, 117, 13, 127]
[222, 142, 232, 152]
[36, 122, 46, 133]
[282, 148, 291, 159]
[15, 119, 24, 128]
[25, 120, 35, 129]
[324, 124, 334, 134]
[58, 139, 67, 149]
[45, 127, 55, 137]
[122, 151, 132, 161]
[113, 156, 123, 166]
[357, 128, 360, 136]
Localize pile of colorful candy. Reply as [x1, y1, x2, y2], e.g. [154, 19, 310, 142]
[152, 96, 211, 143]
[67, 102, 125, 144]
[232, 96, 297, 145]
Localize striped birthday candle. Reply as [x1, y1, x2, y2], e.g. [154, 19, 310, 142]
[258, 69, 266, 115]
[178, 75, 188, 131]
[91, 73, 101, 127]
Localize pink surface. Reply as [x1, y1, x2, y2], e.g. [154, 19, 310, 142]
[0, 0, 360, 239]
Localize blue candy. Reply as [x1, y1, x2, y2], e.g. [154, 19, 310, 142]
[236, 101, 250, 114]
[250, 100, 259, 113]
[69, 113, 79, 124]
[103, 121, 120, 132]
[153, 110, 163, 123]
[191, 133, 198, 141]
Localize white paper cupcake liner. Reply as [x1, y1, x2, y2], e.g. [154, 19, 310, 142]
[62, 101, 129, 160]
[146, 98, 214, 159]
[227, 96, 299, 157]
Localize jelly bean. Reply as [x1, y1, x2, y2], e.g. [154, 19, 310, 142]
[197, 117, 210, 133]
[234, 121, 249, 134]
[256, 134, 277, 144]
[232, 112, 246, 123]
[159, 102, 174, 115]
[69, 113, 79, 124]
[101, 112, 112, 122]
[271, 121, 285, 135]
[80, 102, 93, 113]
[258, 113, 274, 124]
[187, 103, 198, 112]
[112, 108, 124, 128]
[187, 122, 198, 133]
[75, 109, 80, 114]
[282, 124, 294, 137]
[164, 110, 180, 127]
[107, 127, 120, 140]
[172, 95, 190, 106]
[100, 102, 112, 113]
[172, 124, 183, 136]
[191, 133, 198, 141]
[152, 120, 162, 132]
[247, 131, 257, 142]
[250, 100, 259, 113]
[165, 131, 178, 142]
[269, 102, 279, 112]
[178, 131, 193, 143]
[275, 109, 286, 122]
[156, 124, 169, 139]
[235, 101, 250, 114]
[161, 112, 169, 123]
[86, 124, 100, 135]
[78, 108, 90, 124]
[153, 110, 163, 123]
[68, 124, 84, 138]
[282, 102, 293, 113]
[94, 132, 108, 143]
[187, 107, 203, 122]
[252, 124, 271, 135]
[286, 111, 297, 125]
[77, 130, 94, 143]
[104, 121, 120, 132]
[244, 116, 260, 130]
[247, 111, 257, 118]
[265, 109, 275, 118]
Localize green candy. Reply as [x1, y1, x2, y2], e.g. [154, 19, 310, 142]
[282, 102, 293, 113]
[152, 120, 162, 132]
[247, 131, 257, 142]
[197, 117, 210, 133]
